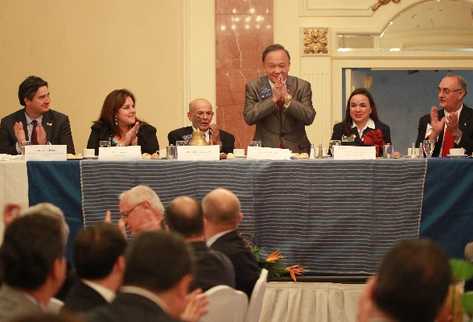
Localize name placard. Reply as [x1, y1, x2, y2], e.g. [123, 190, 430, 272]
[247, 147, 291, 160]
[333, 145, 376, 160]
[25, 145, 67, 161]
[98, 146, 142, 160]
[177, 145, 220, 160]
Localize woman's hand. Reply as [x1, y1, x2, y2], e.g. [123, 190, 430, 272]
[121, 122, 141, 146]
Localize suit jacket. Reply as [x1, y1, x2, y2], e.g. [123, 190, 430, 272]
[416, 105, 473, 156]
[0, 108, 75, 154]
[62, 280, 108, 314]
[87, 292, 179, 322]
[86, 122, 159, 155]
[243, 75, 316, 153]
[331, 121, 391, 145]
[0, 285, 42, 322]
[167, 126, 235, 154]
[210, 230, 260, 298]
[190, 241, 236, 291]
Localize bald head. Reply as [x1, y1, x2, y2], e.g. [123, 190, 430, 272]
[166, 196, 203, 238]
[202, 188, 241, 226]
[188, 98, 214, 131]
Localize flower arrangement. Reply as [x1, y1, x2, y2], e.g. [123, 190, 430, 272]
[251, 245, 304, 281]
[449, 259, 473, 322]
[362, 128, 385, 157]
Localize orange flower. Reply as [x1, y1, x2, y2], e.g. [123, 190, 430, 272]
[266, 250, 283, 263]
[286, 265, 304, 282]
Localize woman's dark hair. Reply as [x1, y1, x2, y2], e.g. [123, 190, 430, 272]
[342, 88, 380, 135]
[96, 89, 137, 135]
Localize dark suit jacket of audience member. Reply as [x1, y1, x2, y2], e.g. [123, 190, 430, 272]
[190, 241, 236, 291]
[416, 105, 473, 156]
[88, 292, 179, 322]
[0, 108, 75, 154]
[210, 230, 261, 298]
[331, 121, 391, 145]
[167, 126, 235, 154]
[62, 280, 108, 314]
[86, 122, 159, 155]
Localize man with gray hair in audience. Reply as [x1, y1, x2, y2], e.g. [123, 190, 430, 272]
[118, 185, 165, 236]
[0, 204, 68, 321]
[202, 187, 260, 297]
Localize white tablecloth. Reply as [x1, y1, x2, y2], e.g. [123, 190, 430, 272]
[260, 282, 364, 322]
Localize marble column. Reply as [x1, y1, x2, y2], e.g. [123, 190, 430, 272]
[215, 0, 273, 148]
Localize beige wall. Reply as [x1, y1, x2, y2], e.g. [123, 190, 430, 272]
[0, 0, 185, 151]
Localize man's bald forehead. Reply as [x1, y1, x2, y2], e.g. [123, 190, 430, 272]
[189, 98, 213, 112]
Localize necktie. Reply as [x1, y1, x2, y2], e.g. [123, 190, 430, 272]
[31, 120, 38, 145]
[441, 129, 455, 157]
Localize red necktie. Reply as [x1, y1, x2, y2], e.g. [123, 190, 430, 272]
[441, 129, 455, 157]
[31, 120, 38, 145]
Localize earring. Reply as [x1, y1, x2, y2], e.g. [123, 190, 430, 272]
[114, 115, 118, 126]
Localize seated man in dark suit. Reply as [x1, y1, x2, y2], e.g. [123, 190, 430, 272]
[88, 231, 207, 322]
[165, 196, 235, 291]
[0, 208, 67, 321]
[63, 223, 127, 314]
[416, 74, 473, 156]
[357, 239, 451, 322]
[0, 75, 75, 154]
[168, 98, 235, 153]
[203, 188, 260, 298]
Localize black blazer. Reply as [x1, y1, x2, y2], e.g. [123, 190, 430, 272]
[190, 241, 236, 291]
[167, 126, 235, 154]
[87, 292, 179, 322]
[62, 280, 108, 314]
[210, 230, 260, 297]
[87, 122, 159, 155]
[0, 108, 75, 154]
[416, 105, 473, 156]
[331, 120, 391, 145]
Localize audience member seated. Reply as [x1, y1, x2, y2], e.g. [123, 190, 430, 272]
[416, 74, 473, 157]
[0, 75, 75, 155]
[357, 239, 451, 322]
[0, 206, 68, 321]
[167, 98, 235, 154]
[202, 188, 260, 298]
[331, 88, 391, 153]
[63, 223, 127, 314]
[87, 89, 159, 155]
[165, 196, 236, 291]
[118, 185, 165, 236]
[87, 231, 207, 322]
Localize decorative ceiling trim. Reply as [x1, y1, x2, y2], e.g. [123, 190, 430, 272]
[371, 0, 401, 12]
[299, 0, 375, 17]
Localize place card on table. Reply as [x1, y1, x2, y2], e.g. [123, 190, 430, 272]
[98, 146, 142, 160]
[25, 145, 67, 161]
[333, 145, 376, 160]
[247, 147, 291, 160]
[177, 145, 220, 160]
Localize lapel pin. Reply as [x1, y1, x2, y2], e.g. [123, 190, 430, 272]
[46, 122, 53, 126]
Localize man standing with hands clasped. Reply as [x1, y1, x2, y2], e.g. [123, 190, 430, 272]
[243, 44, 316, 153]
[416, 74, 473, 157]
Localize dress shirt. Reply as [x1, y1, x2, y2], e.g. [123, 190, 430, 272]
[83, 279, 115, 303]
[352, 118, 375, 138]
[206, 229, 234, 247]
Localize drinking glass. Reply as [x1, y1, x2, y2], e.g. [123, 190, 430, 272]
[383, 144, 393, 159]
[175, 140, 187, 146]
[328, 140, 341, 156]
[249, 140, 262, 147]
[166, 145, 177, 160]
[422, 139, 435, 158]
[20, 140, 31, 155]
[99, 140, 111, 148]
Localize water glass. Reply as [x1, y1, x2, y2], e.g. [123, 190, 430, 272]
[166, 145, 177, 160]
[383, 144, 393, 159]
[20, 140, 31, 155]
[249, 140, 262, 147]
[328, 140, 341, 155]
[175, 140, 187, 146]
[422, 139, 435, 158]
[99, 140, 111, 148]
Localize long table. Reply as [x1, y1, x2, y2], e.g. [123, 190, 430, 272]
[2, 158, 469, 275]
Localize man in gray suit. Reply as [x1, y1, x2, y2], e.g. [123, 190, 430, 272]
[0, 207, 67, 321]
[243, 44, 316, 153]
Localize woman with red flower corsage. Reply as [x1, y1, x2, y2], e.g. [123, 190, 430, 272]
[330, 88, 391, 156]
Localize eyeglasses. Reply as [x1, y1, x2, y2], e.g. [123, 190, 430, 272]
[437, 87, 463, 95]
[119, 201, 145, 219]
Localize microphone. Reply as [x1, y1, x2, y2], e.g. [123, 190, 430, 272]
[464, 241, 473, 262]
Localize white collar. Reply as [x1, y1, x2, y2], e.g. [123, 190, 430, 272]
[444, 104, 463, 118]
[206, 229, 234, 247]
[352, 118, 375, 137]
[83, 279, 115, 303]
[24, 112, 43, 126]
[120, 286, 169, 313]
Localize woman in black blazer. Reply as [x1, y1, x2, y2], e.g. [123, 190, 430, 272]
[87, 89, 159, 155]
[331, 88, 391, 155]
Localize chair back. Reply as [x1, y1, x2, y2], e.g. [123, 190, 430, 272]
[245, 268, 268, 322]
[201, 285, 248, 322]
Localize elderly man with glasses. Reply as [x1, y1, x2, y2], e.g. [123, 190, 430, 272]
[118, 185, 165, 236]
[416, 74, 473, 157]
